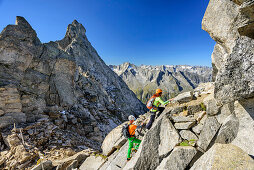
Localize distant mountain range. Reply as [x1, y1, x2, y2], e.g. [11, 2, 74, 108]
[109, 62, 212, 103]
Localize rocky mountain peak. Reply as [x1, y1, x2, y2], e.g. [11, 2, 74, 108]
[0, 16, 146, 158]
[57, 19, 88, 50]
[110, 63, 212, 103]
[15, 16, 33, 28]
[66, 20, 86, 39]
[0, 16, 41, 47]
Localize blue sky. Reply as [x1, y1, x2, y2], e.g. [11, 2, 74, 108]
[0, 0, 215, 66]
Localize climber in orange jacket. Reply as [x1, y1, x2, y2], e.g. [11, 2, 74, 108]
[127, 115, 142, 161]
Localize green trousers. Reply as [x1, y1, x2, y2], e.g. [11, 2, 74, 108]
[127, 137, 141, 159]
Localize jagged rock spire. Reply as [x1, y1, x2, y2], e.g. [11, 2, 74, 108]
[58, 19, 88, 50]
[15, 16, 33, 29]
[65, 20, 86, 39]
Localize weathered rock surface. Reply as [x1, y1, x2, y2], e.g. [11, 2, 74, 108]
[202, 0, 254, 103]
[174, 91, 193, 104]
[197, 116, 220, 151]
[187, 104, 203, 115]
[99, 142, 129, 170]
[110, 63, 212, 103]
[101, 122, 127, 156]
[174, 121, 196, 130]
[193, 82, 214, 96]
[232, 99, 254, 155]
[180, 130, 198, 141]
[0, 112, 26, 128]
[215, 36, 254, 103]
[171, 116, 195, 123]
[203, 94, 220, 116]
[215, 103, 233, 124]
[53, 150, 90, 168]
[194, 111, 206, 122]
[31, 160, 53, 170]
[156, 146, 197, 170]
[215, 114, 239, 144]
[0, 133, 39, 169]
[190, 143, 254, 170]
[80, 155, 105, 170]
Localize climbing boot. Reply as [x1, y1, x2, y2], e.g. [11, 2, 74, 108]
[131, 148, 137, 153]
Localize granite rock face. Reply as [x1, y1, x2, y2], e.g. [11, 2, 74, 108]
[215, 114, 239, 144]
[0, 16, 146, 149]
[202, 0, 254, 155]
[202, 0, 254, 103]
[232, 99, 254, 155]
[110, 63, 212, 103]
[156, 146, 197, 170]
[190, 143, 254, 170]
[101, 122, 127, 156]
[197, 117, 221, 151]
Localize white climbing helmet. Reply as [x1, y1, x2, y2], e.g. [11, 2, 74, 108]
[128, 115, 136, 121]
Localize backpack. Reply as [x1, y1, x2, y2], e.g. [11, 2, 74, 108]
[122, 124, 131, 138]
[146, 96, 156, 109]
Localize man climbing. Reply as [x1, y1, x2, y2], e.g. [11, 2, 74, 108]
[127, 115, 142, 161]
[146, 88, 171, 129]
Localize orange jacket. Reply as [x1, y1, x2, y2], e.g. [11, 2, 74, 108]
[128, 124, 137, 137]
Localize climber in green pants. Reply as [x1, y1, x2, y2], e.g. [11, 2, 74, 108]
[127, 115, 142, 161]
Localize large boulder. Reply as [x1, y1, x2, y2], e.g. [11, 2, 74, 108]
[173, 91, 193, 104]
[202, 0, 239, 54]
[179, 130, 198, 142]
[231, 99, 254, 155]
[0, 112, 26, 128]
[170, 116, 196, 123]
[197, 116, 220, 151]
[99, 142, 129, 170]
[215, 103, 233, 124]
[53, 150, 90, 168]
[101, 122, 127, 156]
[202, 0, 239, 80]
[174, 121, 196, 130]
[215, 114, 239, 144]
[203, 94, 220, 116]
[156, 146, 197, 170]
[214, 36, 254, 103]
[202, 0, 254, 103]
[190, 143, 254, 170]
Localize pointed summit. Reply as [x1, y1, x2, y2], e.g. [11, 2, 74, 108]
[65, 20, 86, 39]
[0, 16, 41, 45]
[58, 20, 88, 49]
[15, 16, 33, 29]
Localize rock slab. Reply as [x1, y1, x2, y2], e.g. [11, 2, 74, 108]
[190, 143, 254, 170]
[156, 146, 197, 170]
[174, 91, 193, 104]
[174, 121, 196, 130]
[80, 155, 105, 170]
[197, 116, 220, 151]
[101, 122, 127, 156]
